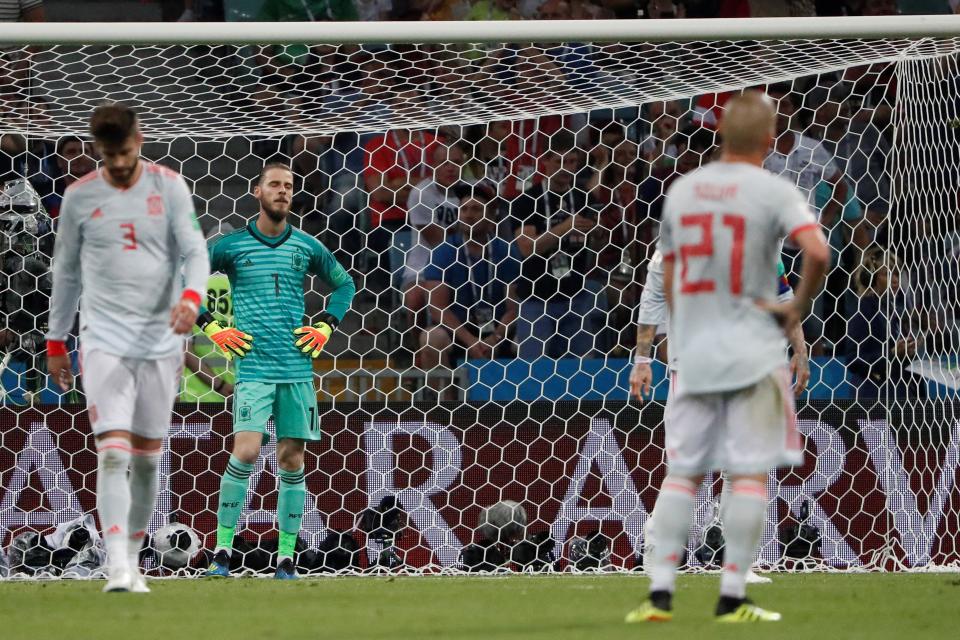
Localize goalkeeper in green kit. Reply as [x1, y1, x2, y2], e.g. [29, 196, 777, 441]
[201, 163, 355, 580]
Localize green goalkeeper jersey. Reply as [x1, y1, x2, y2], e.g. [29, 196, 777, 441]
[207, 222, 355, 383]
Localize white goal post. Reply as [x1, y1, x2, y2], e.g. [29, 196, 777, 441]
[0, 16, 959, 577]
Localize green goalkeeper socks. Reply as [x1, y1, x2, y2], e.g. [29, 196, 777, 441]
[215, 455, 255, 552]
[277, 466, 306, 559]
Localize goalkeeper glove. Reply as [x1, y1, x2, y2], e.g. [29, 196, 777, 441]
[198, 311, 252, 361]
[293, 313, 338, 358]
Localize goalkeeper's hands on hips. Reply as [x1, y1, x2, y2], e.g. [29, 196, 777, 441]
[198, 310, 252, 361]
[294, 313, 338, 358]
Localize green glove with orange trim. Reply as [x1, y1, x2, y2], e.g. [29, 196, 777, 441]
[197, 310, 252, 361]
[293, 312, 338, 358]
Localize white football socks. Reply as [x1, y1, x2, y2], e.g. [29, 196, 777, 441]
[96, 437, 132, 569]
[719, 479, 767, 600]
[128, 448, 161, 569]
[648, 476, 697, 594]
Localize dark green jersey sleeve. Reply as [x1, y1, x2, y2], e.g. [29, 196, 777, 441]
[307, 236, 355, 323]
[208, 235, 230, 274]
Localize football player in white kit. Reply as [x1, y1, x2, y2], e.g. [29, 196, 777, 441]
[46, 104, 210, 593]
[625, 92, 828, 623]
[631, 258, 809, 587]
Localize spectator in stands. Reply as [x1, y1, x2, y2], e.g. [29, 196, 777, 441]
[259, 0, 358, 21]
[642, 0, 686, 17]
[363, 128, 437, 313]
[419, 0, 472, 20]
[846, 248, 923, 399]
[465, 0, 522, 20]
[42, 136, 97, 219]
[591, 138, 647, 354]
[765, 83, 852, 351]
[640, 100, 685, 169]
[0, 0, 44, 178]
[511, 136, 607, 360]
[420, 191, 520, 392]
[765, 83, 848, 230]
[469, 120, 517, 201]
[860, 0, 898, 13]
[0, 0, 43, 23]
[637, 126, 714, 221]
[812, 85, 891, 245]
[404, 142, 470, 323]
[897, 0, 953, 13]
[174, 1, 226, 21]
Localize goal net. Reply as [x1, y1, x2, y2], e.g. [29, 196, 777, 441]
[1, 17, 960, 576]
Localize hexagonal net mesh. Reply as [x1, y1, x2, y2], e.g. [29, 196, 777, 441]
[2, 32, 960, 578]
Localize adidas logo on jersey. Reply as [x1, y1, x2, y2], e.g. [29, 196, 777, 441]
[243, 259, 253, 267]
[91, 208, 103, 219]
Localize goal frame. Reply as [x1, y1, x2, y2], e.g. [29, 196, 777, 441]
[0, 15, 959, 46]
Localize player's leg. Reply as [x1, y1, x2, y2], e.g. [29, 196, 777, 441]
[83, 350, 138, 592]
[715, 370, 799, 622]
[643, 371, 677, 564]
[272, 382, 320, 580]
[275, 437, 306, 580]
[627, 386, 718, 623]
[126, 353, 184, 592]
[714, 472, 776, 621]
[718, 472, 772, 585]
[207, 382, 273, 577]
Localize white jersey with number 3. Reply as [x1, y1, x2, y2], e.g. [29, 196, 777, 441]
[659, 161, 816, 395]
[46, 163, 210, 359]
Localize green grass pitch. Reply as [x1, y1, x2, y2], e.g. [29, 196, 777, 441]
[1, 573, 957, 639]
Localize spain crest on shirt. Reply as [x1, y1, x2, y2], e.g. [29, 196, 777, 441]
[147, 194, 164, 216]
[291, 248, 306, 272]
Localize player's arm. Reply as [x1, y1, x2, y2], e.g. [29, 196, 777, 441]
[512, 194, 574, 258]
[45, 189, 82, 391]
[780, 226, 827, 323]
[168, 176, 210, 334]
[786, 317, 809, 396]
[295, 240, 357, 358]
[630, 252, 668, 403]
[760, 190, 829, 329]
[195, 237, 252, 361]
[778, 259, 810, 396]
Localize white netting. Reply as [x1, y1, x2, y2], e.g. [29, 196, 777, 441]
[2, 25, 960, 577]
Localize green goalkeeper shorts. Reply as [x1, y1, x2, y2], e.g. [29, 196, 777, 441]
[232, 381, 320, 444]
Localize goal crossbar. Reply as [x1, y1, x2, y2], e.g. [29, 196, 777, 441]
[1, 15, 960, 46]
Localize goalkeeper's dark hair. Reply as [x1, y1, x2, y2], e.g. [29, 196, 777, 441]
[89, 103, 139, 145]
[257, 161, 294, 186]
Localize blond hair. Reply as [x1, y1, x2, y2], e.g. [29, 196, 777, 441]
[719, 91, 777, 156]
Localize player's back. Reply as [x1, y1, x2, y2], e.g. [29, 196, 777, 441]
[661, 161, 816, 394]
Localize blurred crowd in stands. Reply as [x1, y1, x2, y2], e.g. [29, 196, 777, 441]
[174, 0, 960, 22]
[1, 0, 959, 402]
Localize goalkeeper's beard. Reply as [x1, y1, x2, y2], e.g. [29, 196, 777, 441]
[262, 203, 290, 224]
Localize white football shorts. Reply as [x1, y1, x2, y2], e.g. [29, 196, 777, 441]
[80, 348, 183, 439]
[663, 367, 803, 476]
